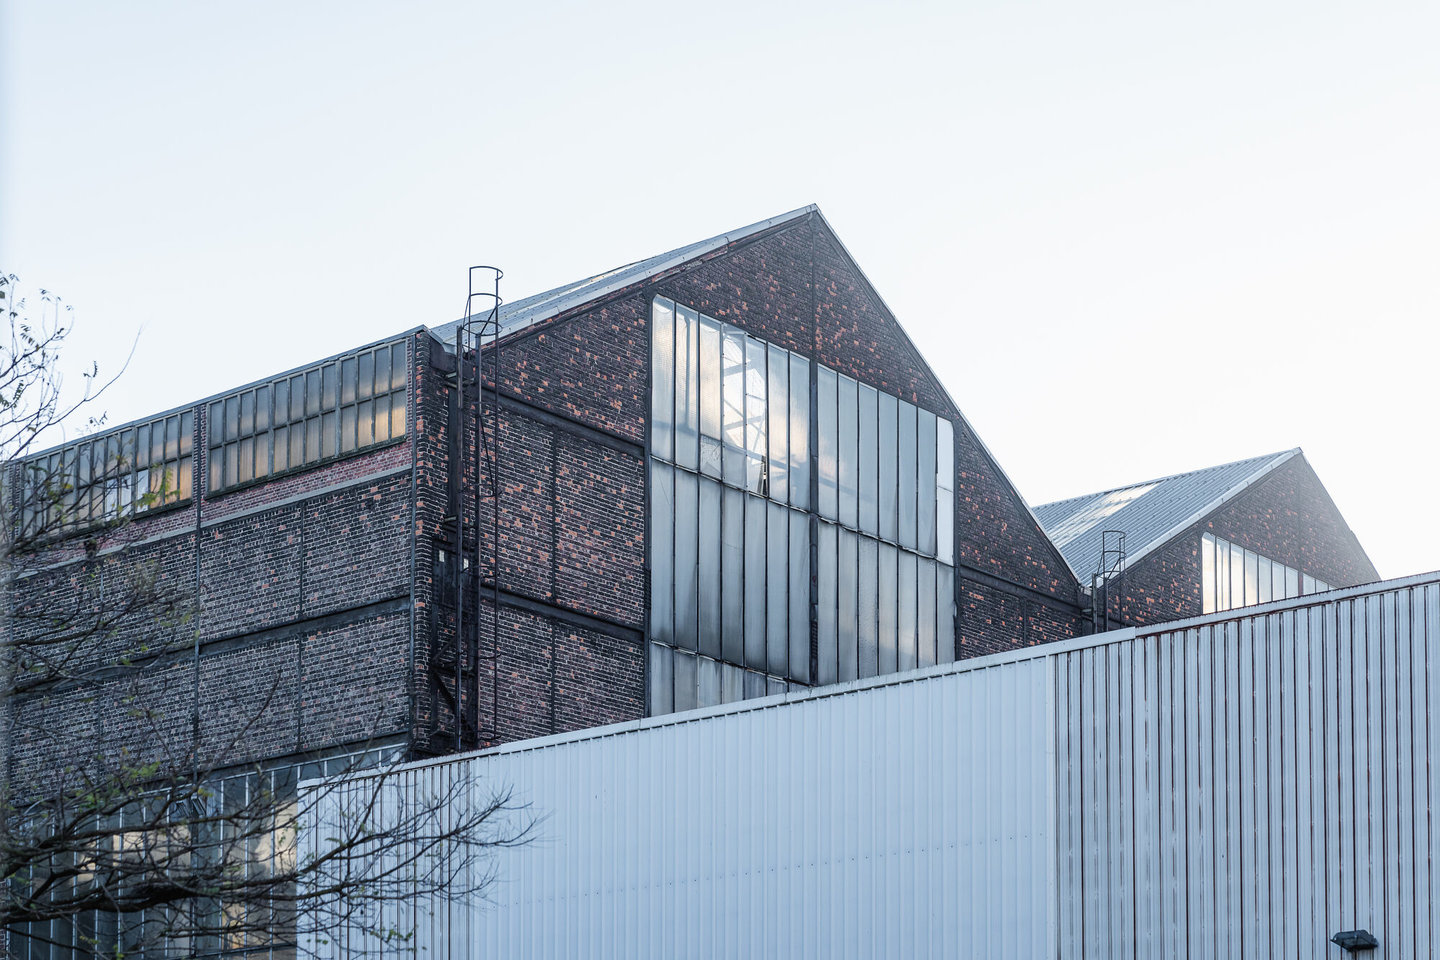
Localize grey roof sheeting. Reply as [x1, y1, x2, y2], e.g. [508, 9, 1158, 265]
[1033, 449, 1301, 580]
[430, 205, 819, 346]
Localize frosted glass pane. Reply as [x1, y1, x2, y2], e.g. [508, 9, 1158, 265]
[1217, 537, 1231, 610]
[878, 392, 898, 542]
[649, 462, 673, 645]
[1244, 550, 1259, 606]
[898, 551, 918, 672]
[650, 298, 674, 462]
[674, 649, 697, 712]
[1285, 566, 1299, 599]
[698, 478, 722, 658]
[858, 384, 879, 536]
[721, 660, 744, 704]
[937, 565, 955, 664]
[1272, 560, 1286, 600]
[788, 354, 810, 511]
[697, 655, 721, 708]
[837, 374, 858, 529]
[675, 305, 700, 471]
[649, 643, 673, 716]
[898, 401, 918, 550]
[768, 344, 789, 504]
[918, 409, 937, 557]
[817, 522, 838, 684]
[817, 367, 838, 519]
[1258, 556, 1272, 603]
[858, 537, 878, 678]
[878, 542, 898, 675]
[936, 417, 954, 565]
[745, 337, 768, 495]
[721, 486, 745, 665]
[722, 327, 747, 486]
[674, 470, 699, 650]
[699, 317, 723, 478]
[767, 501, 789, 678]
[789, 510, 810, 683]
[918, 557, 937, 668]
[1230, 543, 1245, 612]
[838, 528, 858, 682]
[744, 495, 767, 670]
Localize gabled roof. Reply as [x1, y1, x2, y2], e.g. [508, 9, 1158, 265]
[1033, 449, 1302, 580]
[431, 205, 818, 345]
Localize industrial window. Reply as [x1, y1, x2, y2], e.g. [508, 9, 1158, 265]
[649, 296, 959, 716]
[207, 339, 407, 493]
[1201, 533, 1330, 614]
[19, 410, 194, 537]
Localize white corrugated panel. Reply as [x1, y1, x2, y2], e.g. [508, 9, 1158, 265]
[304, 571, 1440, 960]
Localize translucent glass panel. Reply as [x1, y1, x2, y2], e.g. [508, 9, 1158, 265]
[814, 371, 953, 562]
[651, 297, 809, 507]
[209, 338, 406, 492]
[651, 466, 811, 686]
[649, 643, 803, 715]
[1201, 532, 1330, 614]
[815, 522, 951, 683]
[21, 409, 194, 535]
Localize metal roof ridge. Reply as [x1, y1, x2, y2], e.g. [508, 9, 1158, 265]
[1035, 447, 1302, 513]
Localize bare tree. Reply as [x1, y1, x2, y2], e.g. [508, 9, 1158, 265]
[1, 274, 534, 958]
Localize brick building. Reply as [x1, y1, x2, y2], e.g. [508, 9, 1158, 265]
[1033, 448, 1378, 630]
[8, 205, 1377, 774]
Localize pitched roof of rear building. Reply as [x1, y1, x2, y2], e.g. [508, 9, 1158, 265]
[1033, 449, 1303, 580]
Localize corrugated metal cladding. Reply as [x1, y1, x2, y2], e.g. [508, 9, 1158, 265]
[304, 572, 1440, 959]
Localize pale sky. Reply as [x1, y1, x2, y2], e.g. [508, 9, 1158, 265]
[3, 1, 1437, 579]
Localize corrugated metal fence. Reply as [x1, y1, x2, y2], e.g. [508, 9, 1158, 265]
[304, 572, 1440, 959]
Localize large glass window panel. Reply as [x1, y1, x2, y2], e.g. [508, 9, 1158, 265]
[897, 401, 918, 550]
[721, 660, 744, 705]
[858, 537, 878, 678]
[673, 649, 698, 713]
[675, 305, 701, 471]
[788, 353, 810, 511]
[937, 565, 955, 664]
[935, 417, 954, 557]
[837, 374, 858, 529]
[673, 471, 699, 651]
[789, 511, 810, 683]
[1229, 543, 1245, 613]
[698, 478, 722, 658]
[744, 495, 767, 670]
[721, 486, 745, 665]
[1244, 550, 1259, 606]
[744, 671, 767, 700]
[649, 463, 674, 646]
[722, 327, 747, 486]
[817, 522, 838, 684]
[699, 317, 723, 477]
[858, 384, 879, 536]
[1258, 556, 1273, 603]
[744, 338, 768, 495]
[1221, 541, 1232, 607]
[767, 344, 789, 504]
[898, 551, 918, 672]
[649, 642, 673, 716]
[878, 391, 899, 542]
[817, 367, 838, 519]
[1285, 566, 1299, 598]
[917, 409, 938, 557]
[1272, 560, 1286, 600]
[838, 527, 858, 682]
[878, 542, 898, 675]
[918, 557, 937, 668]
[766, 501, 789, 678]
[697, 656, 721, 708]
[1202, 534, 1216, 614]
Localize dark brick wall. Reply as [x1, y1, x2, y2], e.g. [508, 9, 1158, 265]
[1117, 455, 1379, 627]
[957, 579, 1084, 660]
